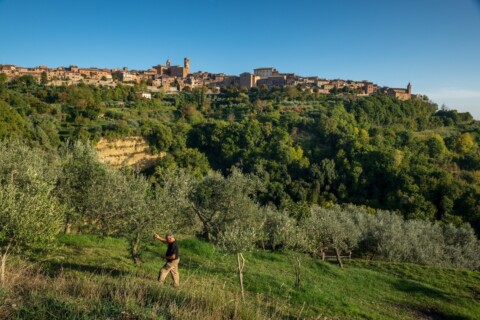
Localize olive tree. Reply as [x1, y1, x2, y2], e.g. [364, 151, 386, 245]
[261, 206, 297, 251]
[442, 223, 480, 270]
[363, 211, 409, 262]
[126, 167, 193, 264]
[217, 222, 258, 301]
[0, 182, 63, 286]
[84, 166, 193, 265]
[57, 141, 106, 233]
[151, 167, 195, 234]
[0, 142, 63, 286]
[0, 141, 59, 191]
[300, 206, 361, 267]
[85, 167, 150, 263]
[198, 169, 264, 300]
[257, 205, 306, 288]
[190, 168, 261, 241]
[403, 219, 445, 266]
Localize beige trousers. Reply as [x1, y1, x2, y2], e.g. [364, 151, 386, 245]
[158, 258, 180, 287]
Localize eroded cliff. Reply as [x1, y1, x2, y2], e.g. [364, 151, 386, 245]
[96, 136, 164, 170]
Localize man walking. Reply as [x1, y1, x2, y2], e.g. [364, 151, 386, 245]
[153, 232, 180, 287]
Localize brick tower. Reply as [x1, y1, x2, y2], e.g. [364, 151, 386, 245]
[184, 57, 190, 74]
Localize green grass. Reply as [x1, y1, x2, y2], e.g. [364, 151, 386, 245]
[2, 234, 479, 319]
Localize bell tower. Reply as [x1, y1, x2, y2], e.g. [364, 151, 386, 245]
[407, 82, 412, 94]
[184, 57, 190, 73]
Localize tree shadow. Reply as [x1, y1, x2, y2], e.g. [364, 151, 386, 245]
[413, 307, 470, 320]
[393, 278, 449, 300]
[392, 279, 472, 320]
[47, 262, 125, 277]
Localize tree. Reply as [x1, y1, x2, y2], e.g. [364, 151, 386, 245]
[425, 134, 448, 159]
[300, 206, 361, 267]
[144, 123, 174, 152]
[0, 101, 27, 139]
[261, 206, 296, 251]
[171, 148, 211, 178]
[0, 73, 7, 84]
[41, 72, 48, 85]
[453, 133, 476, 155]
[85, 166, 193, 264]
[442, 223, 480, 270]
[83, 167, 148, 264]
[0, 141, 60, 194]
[190, 169, 261, 241]
[57, 141, 106, 233]
[217, 222, 258, 300]
[260, 205, 302, 287]
[0, 142, 63, 286]
[149, 167, 195, 235]
[191, 169, 263, 300]
[0, 182, 64, 286]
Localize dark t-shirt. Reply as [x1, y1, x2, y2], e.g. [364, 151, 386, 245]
[166, 241, 179, 261]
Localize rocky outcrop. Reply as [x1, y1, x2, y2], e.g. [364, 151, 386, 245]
[96, 136, 164, 170]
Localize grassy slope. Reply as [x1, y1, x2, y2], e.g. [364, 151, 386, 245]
[2, 234, 479, 319]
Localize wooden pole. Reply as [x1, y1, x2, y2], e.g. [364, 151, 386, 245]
[295, 256, 301, 288]
[237, 253, 245, 301]
[1, 239, 13, 287]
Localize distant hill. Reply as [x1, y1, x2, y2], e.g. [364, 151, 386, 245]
[0, 78, 479, 234]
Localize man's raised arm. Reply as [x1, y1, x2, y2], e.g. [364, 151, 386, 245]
[153, 233, 168, 244]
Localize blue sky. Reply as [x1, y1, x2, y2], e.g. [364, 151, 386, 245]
[0, 0, 479, 118]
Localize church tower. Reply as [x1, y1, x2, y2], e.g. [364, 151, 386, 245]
[407, 82, 412, 94]
[166, 59, 171, 67]
[184, 57, 190, 73]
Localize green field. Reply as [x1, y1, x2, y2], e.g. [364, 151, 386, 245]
[1, 234, 479, 319]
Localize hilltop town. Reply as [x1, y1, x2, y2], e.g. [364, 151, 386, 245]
[1, 57, 414, 100]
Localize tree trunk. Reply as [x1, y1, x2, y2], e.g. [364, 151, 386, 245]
[205, 230, 212, 242]
[237, 253, 245, 301]
[132, 233, 142, 265]
[294, 256, 301, 289]
[64, 223, 72, 234]
[320, 248, 325, 261]
[1, 253, 7, 287]
[334, 247, 343, 268]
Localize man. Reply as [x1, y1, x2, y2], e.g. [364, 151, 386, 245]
[153, 232, 180, 287]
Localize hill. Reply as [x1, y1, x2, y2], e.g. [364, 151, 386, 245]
[1, 79, 480, 320]
[0, 78, 479, 233]
[2, 234, 479, 319]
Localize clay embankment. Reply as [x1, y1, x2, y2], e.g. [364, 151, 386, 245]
[96, 136, 164, 169]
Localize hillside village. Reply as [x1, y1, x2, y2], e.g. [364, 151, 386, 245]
[1, 58, 414, 100]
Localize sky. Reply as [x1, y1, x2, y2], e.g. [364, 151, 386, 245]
[0, 0, 479, 118]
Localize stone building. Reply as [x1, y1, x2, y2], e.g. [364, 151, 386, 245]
[385, 83, 412, 100]
[363, 82, 375, 95]
[152, 57, 190, 78]
[239, 72, 259, 89]
[253, 67, 278, 78]
[256, 75, 287, 88]
[112, 68, 138, 82]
